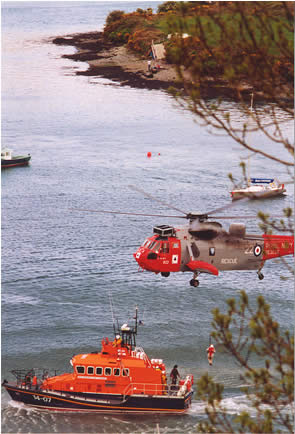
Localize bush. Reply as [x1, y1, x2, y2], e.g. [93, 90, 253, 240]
[157, 1, 178, 13]
[105, 10, 125, 27]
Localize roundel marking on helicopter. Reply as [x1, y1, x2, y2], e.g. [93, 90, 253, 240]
[254, 244, 262, 257]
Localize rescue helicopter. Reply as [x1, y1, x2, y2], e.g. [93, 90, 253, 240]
[74, 187, 294, 287]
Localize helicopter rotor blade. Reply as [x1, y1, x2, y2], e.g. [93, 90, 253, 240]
[70, 208, 187, 219]
[206, 197, 250, 216]
[128, 185, 188, 215]
[210, 214, 288, 220]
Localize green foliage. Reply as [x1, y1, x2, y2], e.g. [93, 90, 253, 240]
[197, 291, 294, 432]
[164, 1, 294, 167]
[105, 10, 125, 27]
[157, 1, 178, 14]
[164, 5, 293, 86]
[103, 10, 165, 54]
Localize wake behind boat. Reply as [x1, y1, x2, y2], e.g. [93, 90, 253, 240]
[2, 308, 194, 414]
[1, 148, 31, 168]
[230, 178, 286, 201]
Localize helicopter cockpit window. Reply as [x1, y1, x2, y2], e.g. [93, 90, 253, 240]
[152, 241, 160, 253]
[148, 241, 160, 252]
[142, 239, 151, 248]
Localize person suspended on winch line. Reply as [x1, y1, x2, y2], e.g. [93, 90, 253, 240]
[207, 344, 216, 366]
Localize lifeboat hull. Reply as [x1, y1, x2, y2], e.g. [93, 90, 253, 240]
[4, 384, 193, 414]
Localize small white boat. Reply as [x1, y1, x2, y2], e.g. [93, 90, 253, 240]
[1, 148, 31, 168]
[231, 178, 286, 201]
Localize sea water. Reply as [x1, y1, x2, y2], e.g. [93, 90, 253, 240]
[2, 2, 294, 433]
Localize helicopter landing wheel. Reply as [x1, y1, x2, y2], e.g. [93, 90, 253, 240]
[190, 279, 199, 288]
[258, 272, 264, 280]
[161, 272, 170, 277]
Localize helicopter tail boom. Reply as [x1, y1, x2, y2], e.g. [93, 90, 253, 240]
[263, 234, 294, 260]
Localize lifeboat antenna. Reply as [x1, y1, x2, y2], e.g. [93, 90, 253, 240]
[108, 288, 117, 335]
[134, 305, 138, 335]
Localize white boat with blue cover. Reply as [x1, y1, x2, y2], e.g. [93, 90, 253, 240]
[231, 178, 286, 201]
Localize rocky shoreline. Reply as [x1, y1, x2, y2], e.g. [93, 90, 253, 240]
[52, 31, 179, 91]
[52, 31, 291, 103]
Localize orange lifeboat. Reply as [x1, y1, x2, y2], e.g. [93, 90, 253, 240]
[2, 308, 194, 414]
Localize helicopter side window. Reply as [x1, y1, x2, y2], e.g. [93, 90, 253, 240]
[161, 242, 169, 254]
[192, 243, 200, 258]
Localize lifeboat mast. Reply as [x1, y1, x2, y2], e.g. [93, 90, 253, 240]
[114, 306, 139, 351]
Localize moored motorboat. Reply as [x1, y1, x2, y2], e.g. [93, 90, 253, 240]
[231, 178, 286, 201]
[1, 148, 31, 168]
[2, 308, 194, 414]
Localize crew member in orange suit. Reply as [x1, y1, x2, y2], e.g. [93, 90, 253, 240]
[207, 344, 216, 366]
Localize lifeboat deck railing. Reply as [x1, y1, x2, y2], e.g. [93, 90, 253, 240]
[132, 347, 152, 367]
[11, 368, 57, 388]
[122, 382, 186, 399]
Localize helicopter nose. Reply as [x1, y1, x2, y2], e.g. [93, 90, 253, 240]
[134, 249, 142, 263]
[134, 248, 148, 269]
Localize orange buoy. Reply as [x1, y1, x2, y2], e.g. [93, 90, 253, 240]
[147, 152, 152, 158]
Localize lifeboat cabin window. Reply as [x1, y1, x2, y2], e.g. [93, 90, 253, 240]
[76, 366, 85, 374]
[87, 366, 94, 375]
[96, 367, 103, 376]
[105, 367, 112, 376]
[122, 368, 130, 377]
[114, 368, 120, 376]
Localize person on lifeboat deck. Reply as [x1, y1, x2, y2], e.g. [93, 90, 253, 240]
[113, 335, 122, 347]
[170, 365, 180, 385]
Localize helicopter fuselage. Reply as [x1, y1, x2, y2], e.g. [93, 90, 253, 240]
[133, 223, 294, 284]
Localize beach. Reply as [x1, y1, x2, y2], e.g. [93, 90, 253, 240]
[52, 31, 179, 91]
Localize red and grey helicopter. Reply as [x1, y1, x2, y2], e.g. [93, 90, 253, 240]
[74, 187, 294, 287]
